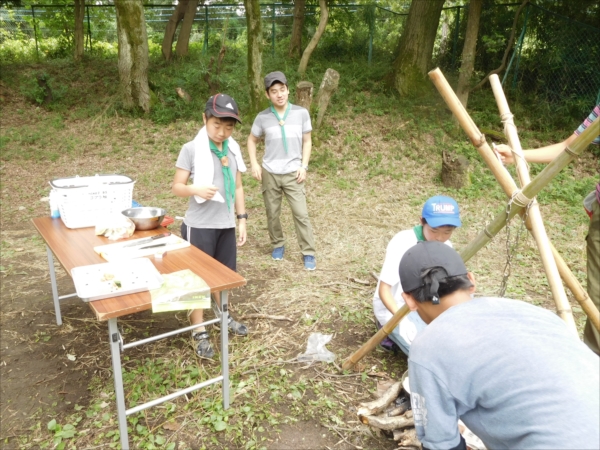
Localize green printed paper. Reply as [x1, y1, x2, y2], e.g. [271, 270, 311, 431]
[151, 269, 211, 313]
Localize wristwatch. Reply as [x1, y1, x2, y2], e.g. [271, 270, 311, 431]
[237, 213, 248, 220]
[301, 165, 309, 171]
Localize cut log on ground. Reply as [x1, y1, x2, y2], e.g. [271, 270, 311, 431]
[359, 413, 414, 431]
[356, 381, 401, 417]
[441, 149, 470, 189]
[315, 68, 340, 128]
[296, 81, 313, 110]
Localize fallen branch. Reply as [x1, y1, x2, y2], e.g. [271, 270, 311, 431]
[359, 413, 414, 431]
[388, 405, 409, 417]
[349, 277, 371, 285]
[370, 271, 379, 282]
[238, 313, 293, 322]
[394, 427, 420, 448]
[357, 381, 401, 417]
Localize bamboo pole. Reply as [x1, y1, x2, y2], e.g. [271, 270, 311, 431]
[550, 243, 600, 332]
[428, 68, 519, 197]
[341, 305, 410, 370]
[459, 120, 599, 261]
[489, 74, 576, 334]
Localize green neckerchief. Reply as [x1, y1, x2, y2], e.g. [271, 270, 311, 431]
[209, 139, 235, 211]
[270, 102, 292, 154]
[413, 225, 425, 242]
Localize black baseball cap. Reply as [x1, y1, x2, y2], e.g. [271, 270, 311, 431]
[205, 94, 242, 123]
[399, 241, 467, 295]
[264, 71, 288, 89]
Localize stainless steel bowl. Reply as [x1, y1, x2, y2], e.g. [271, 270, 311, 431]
[121, 207, 166, 231]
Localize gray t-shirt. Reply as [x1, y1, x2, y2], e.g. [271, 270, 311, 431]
[250, 104, 312, 175]
[175, 141, 238, 229]
[408, 297, 600, 450]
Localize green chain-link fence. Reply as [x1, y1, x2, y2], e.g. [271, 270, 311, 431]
[1, 2, 598, 108]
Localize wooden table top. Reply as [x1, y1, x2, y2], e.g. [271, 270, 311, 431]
[32, 217, 246, 321]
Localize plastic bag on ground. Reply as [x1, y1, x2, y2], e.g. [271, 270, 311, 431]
[297, 333, 335, 363]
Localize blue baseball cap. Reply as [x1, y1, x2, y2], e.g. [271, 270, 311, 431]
[422, 196, 461, 228]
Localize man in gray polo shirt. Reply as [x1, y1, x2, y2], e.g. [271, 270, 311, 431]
[247, 71, 316, 270]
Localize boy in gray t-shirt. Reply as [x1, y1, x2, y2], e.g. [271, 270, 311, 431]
[247, 71, 316, 270]
[398, 241, 599, 450]
[172, 94, 249, 359]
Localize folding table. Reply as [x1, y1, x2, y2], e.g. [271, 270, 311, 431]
[32, 217, 246, 449]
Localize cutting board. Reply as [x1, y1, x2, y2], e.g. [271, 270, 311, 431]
[72, 258, 164, 302]
[94, 235, 191, 262]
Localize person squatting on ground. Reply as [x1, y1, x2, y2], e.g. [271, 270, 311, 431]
[247, 71, 317, 271]
[398, 241, 600, 450]
[172, 94, 249, 359]
[373, 196, 461, 355]
[496, 104, 600, 356]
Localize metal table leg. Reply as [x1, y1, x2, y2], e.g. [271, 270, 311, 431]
[108, 318, 129, 449]
[220, 290, 229, 409]
[46, 245, 62, 326]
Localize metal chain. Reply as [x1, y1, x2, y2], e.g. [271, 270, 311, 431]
[498, 192, 532, 297]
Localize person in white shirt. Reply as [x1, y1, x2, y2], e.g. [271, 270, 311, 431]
[373, 195, 461, 355]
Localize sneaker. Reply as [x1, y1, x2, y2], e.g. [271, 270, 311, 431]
[192, 331, 214, 359]
[214, 316, 249, 336]
[272, 246, 285, 260]
[303, 255, 316, 270]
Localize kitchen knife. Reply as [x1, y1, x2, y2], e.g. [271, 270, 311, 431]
[139, 243, 167, 250]
[123, 232, 171, 248]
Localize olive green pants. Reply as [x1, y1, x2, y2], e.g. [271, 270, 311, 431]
[261, 169, 315, 256]
[584, 198, 600, 356]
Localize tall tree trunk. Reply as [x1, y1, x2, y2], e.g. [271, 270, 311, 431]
[73, 0, 85, 60]
[392, 0, 445, 96]
[289, 0, 306, 58]
[115, 0, 150, 113]
[162, 0, 188, 61]
[456, 0, 483, 107]
[244, 0, 264, 116]
[298, 0, 328, 77]
[175, 0, 199, 58]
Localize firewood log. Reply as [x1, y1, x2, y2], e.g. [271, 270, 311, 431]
[396, 427, 420, 448]
[359, 413, 414, 430]
[356, 381, 401, 417]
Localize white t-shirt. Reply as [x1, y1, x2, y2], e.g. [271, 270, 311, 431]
[373, 228, 453, 344]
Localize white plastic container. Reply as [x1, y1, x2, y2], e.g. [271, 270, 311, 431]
[50, 174, 135, 229]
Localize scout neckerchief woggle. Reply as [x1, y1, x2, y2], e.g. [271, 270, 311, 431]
[209, 139, 235, 211]
[270, 102, 292, 154]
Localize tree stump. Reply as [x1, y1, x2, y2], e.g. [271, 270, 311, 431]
[315, 68, 339, 128]
[37, 74, 53, 105]
[295, 81, 313, 110]
[441, 149, 470, 189]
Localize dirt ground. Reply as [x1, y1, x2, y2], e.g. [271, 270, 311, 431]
[1, 80, 595, 449]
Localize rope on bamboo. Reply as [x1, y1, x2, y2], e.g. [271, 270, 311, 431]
[500, 112, 529, 169]
[512, 190, 532, 208]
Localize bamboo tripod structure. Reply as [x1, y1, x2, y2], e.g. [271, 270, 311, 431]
[342, 69, 599, 370]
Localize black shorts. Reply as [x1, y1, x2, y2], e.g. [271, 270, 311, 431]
[181, 224, 236, 272]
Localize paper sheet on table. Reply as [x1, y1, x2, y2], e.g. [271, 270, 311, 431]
[150, 269, 210, 312]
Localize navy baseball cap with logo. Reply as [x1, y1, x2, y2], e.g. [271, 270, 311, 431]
[205, 94, 242, 123]
[422, 195, 461, 228]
